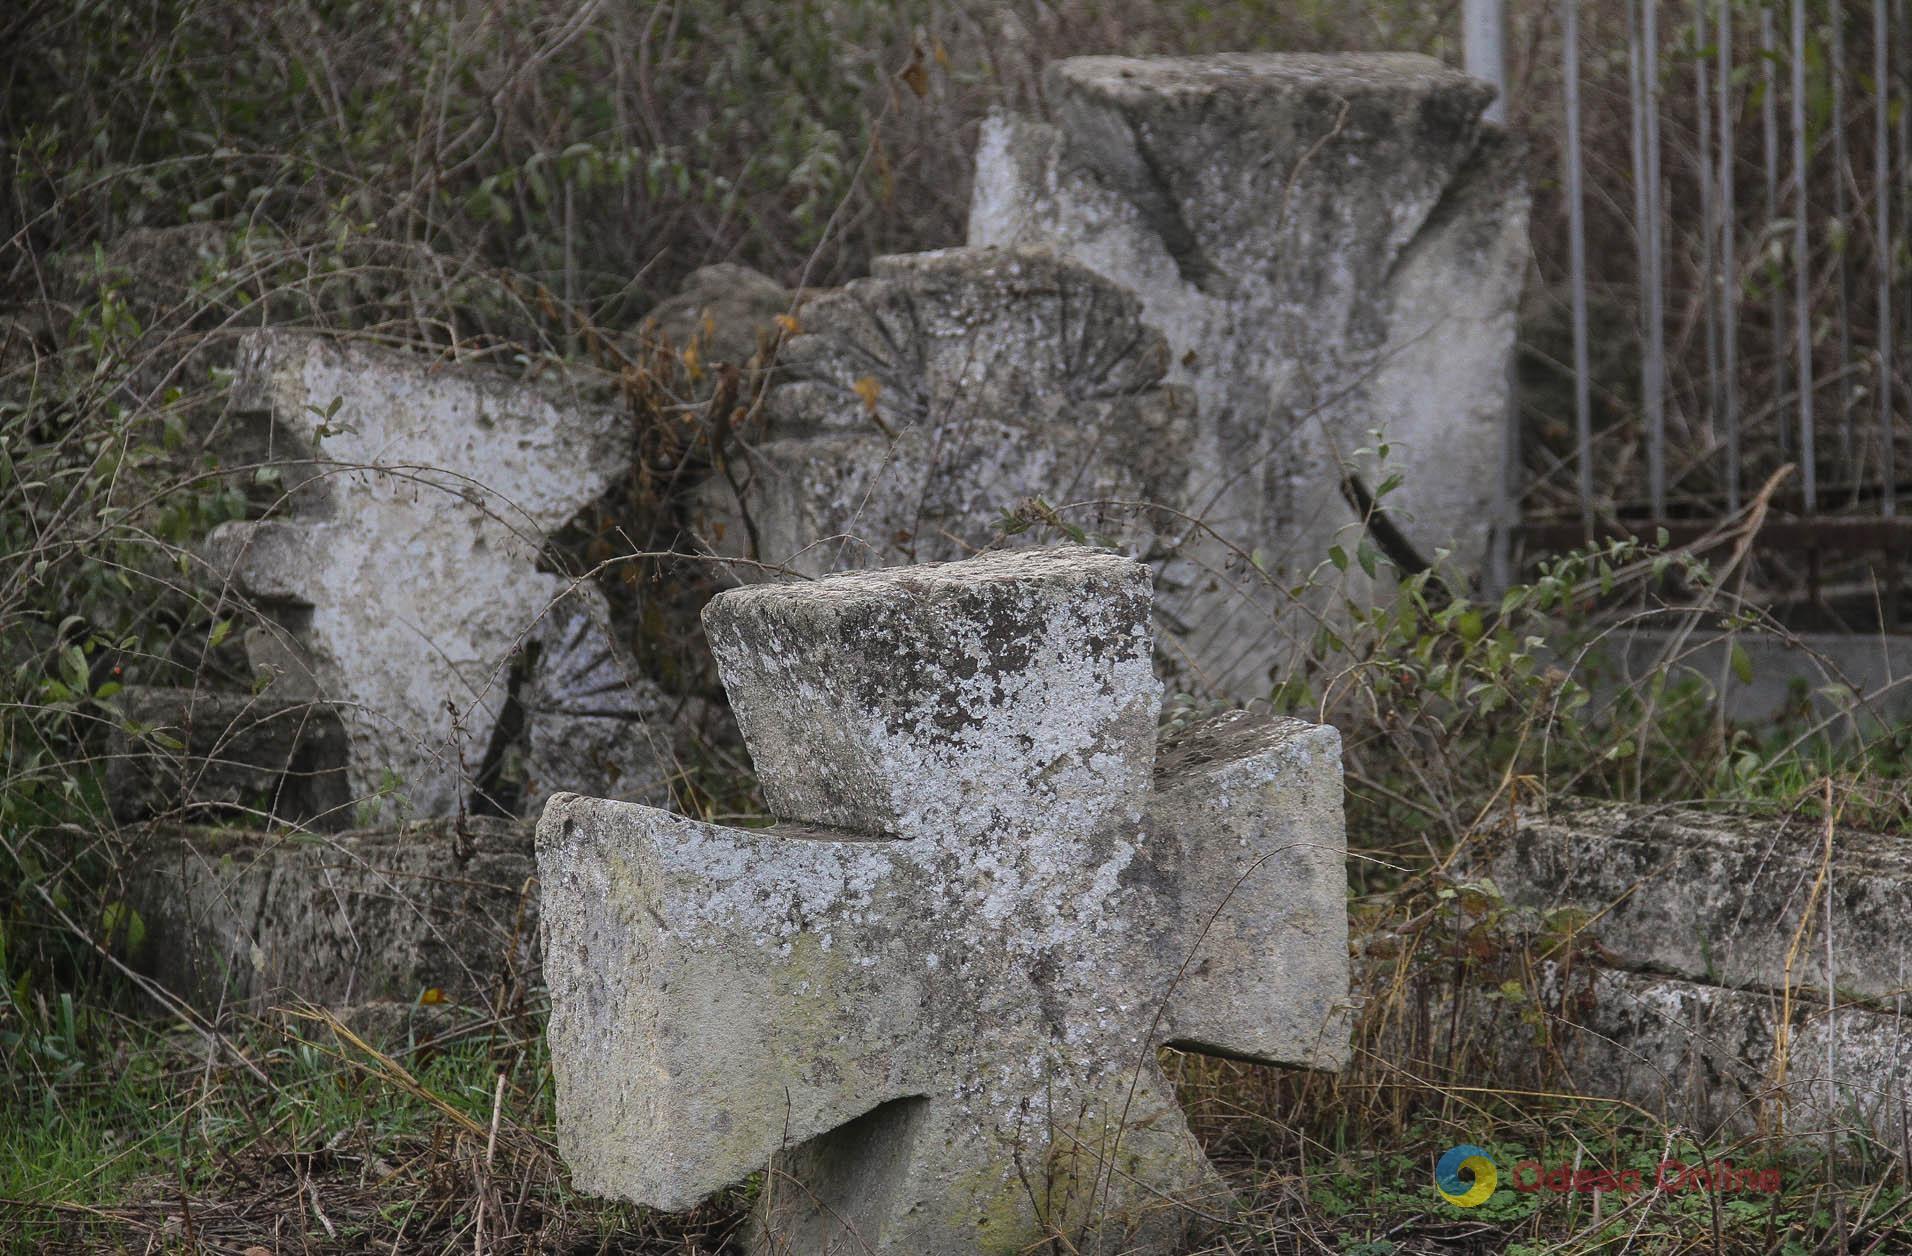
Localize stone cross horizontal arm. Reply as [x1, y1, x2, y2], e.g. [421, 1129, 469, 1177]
[538, 546, 1348, 1254]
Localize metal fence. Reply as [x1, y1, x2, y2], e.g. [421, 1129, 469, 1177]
[1479, 1, 1909, 625]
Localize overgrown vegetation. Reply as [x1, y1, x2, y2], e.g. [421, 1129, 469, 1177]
[4, 0, 1909, 1252]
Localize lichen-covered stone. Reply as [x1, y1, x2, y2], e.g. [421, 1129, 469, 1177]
[1490, 804, 1912, 1003]
[696, 248, 1193, 576]
[1414, 958, 1912, 1143]
[971, 54, 1528, 688]
[128, 818, 538, 1013]
[1390, 802, 1912, 1142]
[538, 546, 1349, 1254]
[205, 333, 678, 817]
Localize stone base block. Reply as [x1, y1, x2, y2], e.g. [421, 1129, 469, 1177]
[1390, 803, 1912, 1144]
[1394, 958, 1912, 1143]
[125, 818, 538, 1015]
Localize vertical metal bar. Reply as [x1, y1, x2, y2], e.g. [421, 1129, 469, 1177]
[1763, 6, 1790, 459]
[1697, 0, 1721, 494]
[1566, 0, 1594, 532]
[1647, 0, 1669, 519]
[1793, 0, 1817, 512]
[1832, 0, 1856, 477]
[1720, 0, 1742, 513]
[1630, 2, 1655, 512]
[1900, 0, 1911, 520]
[1881, 0, 1898, 517]
[1464, 0, 1513, 587]
[1464, 0, 1509, 125]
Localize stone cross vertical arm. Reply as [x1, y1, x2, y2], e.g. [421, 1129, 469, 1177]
[538, 546, 1349, 1254]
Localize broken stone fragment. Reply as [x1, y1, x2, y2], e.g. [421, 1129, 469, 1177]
[1384, 802, 1912, 1143]
[1404, 955, 1912, 1145]
[538, 546, 1349, 1254]
[1490, 803, 1912, 1003]
[695, 247, 1194, 580]
[971, 53, 1528, 689]
[204, 332, 679, 818]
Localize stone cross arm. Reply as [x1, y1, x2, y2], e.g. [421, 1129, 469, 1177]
[538, 546, 1349, 1253]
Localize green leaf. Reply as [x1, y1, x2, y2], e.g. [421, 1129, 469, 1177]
[209, 618, 232, 648]
[101, 901, 147, 955]
[62, 644, 89, 693]
[1327, 545, 1348, 572]
[1729, 643, 1754, 685]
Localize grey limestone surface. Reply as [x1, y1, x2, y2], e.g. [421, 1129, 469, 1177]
[1491, 804, 1912, 1004]
[1405, 803, 1912, 1142]
[971, 54, 1528, 689]
[697, 247, 1193, 580]
[127, 817, 538, 1014]
[205, 332, 678, 818]
[538, 546, 1350, 1254]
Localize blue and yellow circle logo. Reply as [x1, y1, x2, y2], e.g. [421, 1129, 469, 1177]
[1436, 1144, 1497, 1207]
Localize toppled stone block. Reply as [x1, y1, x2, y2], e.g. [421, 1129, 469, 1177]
[538, 546, 1349, 1254]
[1454, 959, 1912, 1142]
[972, 54, 1528, 687]
[1491, 804, 1912, 1003]
[106, 685, 349, 828]
[128, 817, 537, 1014]
[1407, 803, 1912, 1141]
[698, 248, 1192, 577]
[206, 332, 679, 818]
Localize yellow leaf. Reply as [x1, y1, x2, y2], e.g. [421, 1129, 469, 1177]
[774, 313, 801, 336]
[418, 986, 446, 1006]
[681, 342, 703, 382]
[852, 375, 881, 413]
[898, 46, 929, 97]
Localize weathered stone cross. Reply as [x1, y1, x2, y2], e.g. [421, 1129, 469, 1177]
[538, 546, 1348, 1254]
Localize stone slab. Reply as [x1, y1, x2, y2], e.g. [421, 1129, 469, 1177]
[1391, 802, 1912, 1144]
[1407, 958, 1912, 1143]
[1490, 803, 1912, 1004]
[127, 817, 537, 1014]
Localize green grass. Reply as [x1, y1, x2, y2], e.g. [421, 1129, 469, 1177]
[4, 997, 1908, 1253]
[0, 1007, 597, 1253]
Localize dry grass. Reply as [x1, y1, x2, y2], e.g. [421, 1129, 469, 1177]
[4, 3, 1910, 1253]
